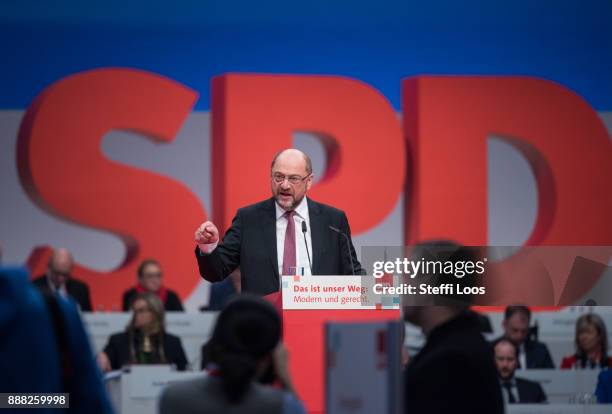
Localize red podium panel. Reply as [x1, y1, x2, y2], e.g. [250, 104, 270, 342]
[283, 308, 400, 414]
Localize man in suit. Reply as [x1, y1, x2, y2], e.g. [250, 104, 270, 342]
[403, 242, 504, 414]
[194, 148, 363, 295]
[494, 338, 548, 404]
[498, 305, 555, 369]
[32, 248, 93, 311]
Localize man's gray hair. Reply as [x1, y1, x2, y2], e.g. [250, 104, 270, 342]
[270, 149, 312, 175]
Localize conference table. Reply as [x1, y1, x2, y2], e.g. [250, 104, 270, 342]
[104, 367, 609, 414]
[83, 305, 612, 413]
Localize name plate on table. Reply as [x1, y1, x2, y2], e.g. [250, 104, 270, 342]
[165, 312, 219, 335]
[83, 313, 131, 336]
[83, 312, 219, 337]
[282, 276, 397, 310]
[125, 366, 202, 399]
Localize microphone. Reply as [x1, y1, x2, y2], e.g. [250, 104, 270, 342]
[328, 225, 356, 276]
[301, 221, 313, 274]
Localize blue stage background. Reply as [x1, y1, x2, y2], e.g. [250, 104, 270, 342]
[1, 0, 611, 110]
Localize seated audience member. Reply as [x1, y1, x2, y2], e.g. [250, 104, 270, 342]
[32, 247, 93, 311]
[97, 292, 187, 372]
[561, 313, 611, 369]
[494, 338, 548, 404]
[595, 369, 612, 403]
[160, 295, 306, 414]
[497, 305, 554, 369]
[403, 241, 503, 414]
[200, 269, 241, 311]
[1, 266, 113, 413]
[122, 259, 183, 311]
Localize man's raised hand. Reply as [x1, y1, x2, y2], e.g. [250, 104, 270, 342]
[195, 221, 219, 246]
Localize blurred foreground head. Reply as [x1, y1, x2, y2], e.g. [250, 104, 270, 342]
[208, 295, 281, 402]
[402, 240, 482, 331]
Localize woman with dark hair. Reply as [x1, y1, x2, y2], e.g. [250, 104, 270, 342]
[160, 295, 305, 414]
[122, 258, 184, 311]
[561, 313, 612, 369]
[97, 292, 187, 372]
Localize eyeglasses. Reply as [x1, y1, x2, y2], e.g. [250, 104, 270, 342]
[272, 172, 311, 185]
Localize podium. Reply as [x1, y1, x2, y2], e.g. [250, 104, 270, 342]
[274, 275, 401, 414]
[325, 320, 403, 414]
[105, 365, 202, 414]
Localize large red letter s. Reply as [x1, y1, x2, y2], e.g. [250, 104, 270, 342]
[17, 68, 203, 309]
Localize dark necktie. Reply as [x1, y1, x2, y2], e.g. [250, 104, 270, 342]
[282, 210, 296, 275]
[502, 382, 517, 404]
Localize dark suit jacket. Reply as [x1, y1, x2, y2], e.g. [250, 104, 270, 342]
[103, 331, 188, 371]
[523, 339, 555, 369]
[32, 275, 93, 311]
[404, 312, 504, 414]
[195, 197, 363, 295]
[122, 288, 184, 312]
[515, 377, 547, 403]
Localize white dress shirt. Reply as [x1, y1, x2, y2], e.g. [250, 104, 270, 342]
[500, 378, 518, 404]
[275, 197, 313, 276]
[518, 344, 527, 369]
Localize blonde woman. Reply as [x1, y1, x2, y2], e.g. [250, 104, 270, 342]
[97, 292, 187, 372]
[561, 313, 611, 369]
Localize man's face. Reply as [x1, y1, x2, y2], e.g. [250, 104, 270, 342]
[271, 151, 312, 211]
[495, 342, 518, 380]
[140, 263, 163, 292]
[48, 251, 73, 288]
[503, 313, 530, 345]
